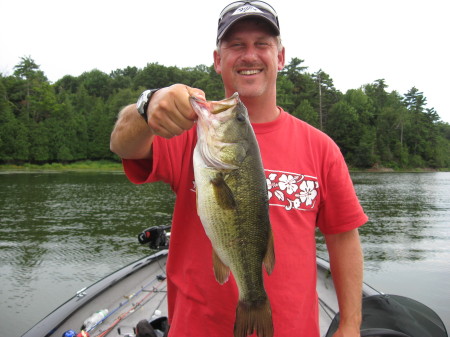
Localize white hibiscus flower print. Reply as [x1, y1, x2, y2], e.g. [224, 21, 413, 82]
[299, 180, 318, 206]
[263, 170, 319, 211]
[278, 174, 299, 195]
[266, 173, 278, 199]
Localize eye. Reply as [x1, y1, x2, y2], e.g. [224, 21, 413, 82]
[236, 113, 246, 122]
[229, 42, 244, 49]
[256, 41, 270, 48]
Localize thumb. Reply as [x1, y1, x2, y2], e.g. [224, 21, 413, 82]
[185, 86, 206, 100]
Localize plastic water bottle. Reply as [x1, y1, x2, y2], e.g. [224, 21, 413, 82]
[81, 309, 108, 331]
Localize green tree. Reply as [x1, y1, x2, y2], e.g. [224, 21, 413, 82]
[343, 89, 374, 125]
[58, 91, 89, 161]
[276, 75, 295, 112]
[110, 66, 139, 91]
[364, 80, 406, 167]
[311, 70, 341, 130]
[279, 58, 315, 110]
[134, 63, 177, 90]
[79, 69, 112, 100]
[13, 56, 46, 82]
[192, 65, 224, 100]
[343, 89, 377, 167]
[28, 122, 50, 162]
[1, 55, 448, 168]
[0, 76, 30, 162]
[86, 99, 113, 159]
[293, 99, 319, 128]
[403, 87, 429, 163]
[364, 79, 389, 112]
[353, 125, 377, 168]
[434, 122, 450, 167]
[12, 56, 55, 123]
[326, 101, 359, 160]
[0, 106, 29, 162]
[54, 75, 80, 94]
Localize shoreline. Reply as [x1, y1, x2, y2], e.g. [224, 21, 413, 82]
[0, 161, 447, 173]
[350, 167, 447, 173]
[0, 160, 123, 172]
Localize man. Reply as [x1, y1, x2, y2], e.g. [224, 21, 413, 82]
[110, 1, 367, 336]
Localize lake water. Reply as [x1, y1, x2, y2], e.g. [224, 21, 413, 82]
[0, 171, 449, 336]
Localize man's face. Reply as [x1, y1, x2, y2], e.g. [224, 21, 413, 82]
[214, 19, 285, 99]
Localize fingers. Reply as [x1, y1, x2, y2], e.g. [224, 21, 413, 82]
[147, 84, 205, 139]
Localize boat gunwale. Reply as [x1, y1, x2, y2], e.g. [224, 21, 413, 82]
[21, 250, 168, 337]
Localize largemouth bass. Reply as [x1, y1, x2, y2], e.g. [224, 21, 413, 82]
[190, 93, 275, 337]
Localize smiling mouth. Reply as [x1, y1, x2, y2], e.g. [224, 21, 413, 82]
[238, 69, 262, 75]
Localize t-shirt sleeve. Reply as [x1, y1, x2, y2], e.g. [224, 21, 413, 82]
[316, 145, 368, 235]
[122, 132, 194, 191]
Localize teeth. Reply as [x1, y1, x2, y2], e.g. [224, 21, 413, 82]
[239, 69, 261, 75]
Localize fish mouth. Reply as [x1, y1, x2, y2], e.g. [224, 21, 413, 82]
[190, 93, 243, 171]
[210, 93, 239, 115]
[190, 93, 239, 116]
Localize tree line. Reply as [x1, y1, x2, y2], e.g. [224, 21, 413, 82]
[1, 56, 449, 168]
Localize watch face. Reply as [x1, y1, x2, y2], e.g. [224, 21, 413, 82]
[137, 90, 150, 115]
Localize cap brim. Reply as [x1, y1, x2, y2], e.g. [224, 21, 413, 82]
[217, 13, 280, 43]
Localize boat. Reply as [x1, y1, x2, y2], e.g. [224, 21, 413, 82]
[22, 226, 448, 337]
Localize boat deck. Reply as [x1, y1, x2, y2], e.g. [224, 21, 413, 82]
[23, 251, 379, 337]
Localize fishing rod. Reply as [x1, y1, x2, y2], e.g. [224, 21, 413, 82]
[63, 229, 171, 336]
[93, 276, 167, 337]
[84, 272, 166, 333]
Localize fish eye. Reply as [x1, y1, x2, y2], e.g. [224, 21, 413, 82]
[236, 113, 245, 122]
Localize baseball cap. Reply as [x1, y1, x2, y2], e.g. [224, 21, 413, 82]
[217, 1, 280, 44]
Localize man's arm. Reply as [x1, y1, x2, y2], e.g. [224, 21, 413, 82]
[110, 84, 203, 159]
[324, 228, 363, 337]
[110, 103, 155, 159]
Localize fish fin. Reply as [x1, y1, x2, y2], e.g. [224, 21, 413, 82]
[212, 249, 230, 284]
[263, 229, 275, 275]
[195, 187, 199, 215]
[234, 299, 273, 337]
[195, 187, 203, 217]
[211, 174, 236, 210]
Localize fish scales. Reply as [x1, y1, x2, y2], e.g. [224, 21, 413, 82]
[191, 93, 275, 337]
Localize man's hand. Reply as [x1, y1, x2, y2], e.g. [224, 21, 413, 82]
[147, 84, 205, 139]
[110, 84, 204, 159]
[332, 326, 361, 337]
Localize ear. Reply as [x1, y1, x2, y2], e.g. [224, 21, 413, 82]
[277, 47, 286, 71]
[213, 49, 222, 75]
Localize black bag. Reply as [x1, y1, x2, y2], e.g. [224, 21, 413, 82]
[325, 294, 448, 337]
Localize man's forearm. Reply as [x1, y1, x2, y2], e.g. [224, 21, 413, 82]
[325, 228, 363, 336]
[110, 104, 154, 159]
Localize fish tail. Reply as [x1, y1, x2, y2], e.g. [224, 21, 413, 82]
[234, 299, 273, 337]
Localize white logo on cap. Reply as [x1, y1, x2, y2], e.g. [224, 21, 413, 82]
[232, 5, 263, 16]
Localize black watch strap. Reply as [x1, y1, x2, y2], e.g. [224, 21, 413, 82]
[137, 88, 160, 123]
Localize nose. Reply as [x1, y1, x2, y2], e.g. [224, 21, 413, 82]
[240, 45, 259, 63]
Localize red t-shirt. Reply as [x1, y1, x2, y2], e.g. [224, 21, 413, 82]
[123, 109, 368, 337]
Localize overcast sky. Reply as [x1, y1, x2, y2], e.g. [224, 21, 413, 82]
[1, 0, 449, 123]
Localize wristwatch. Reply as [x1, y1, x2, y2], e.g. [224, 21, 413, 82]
[136, 89, 160, 123]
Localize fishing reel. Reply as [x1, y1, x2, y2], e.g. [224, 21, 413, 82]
[138, 225, 171, 250]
